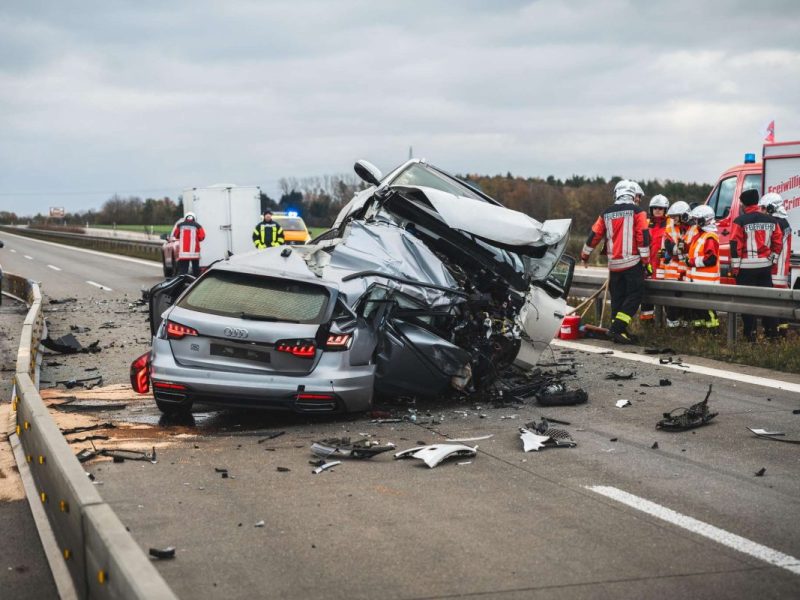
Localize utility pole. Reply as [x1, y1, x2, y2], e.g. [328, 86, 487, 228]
[408, 146, 413, 160]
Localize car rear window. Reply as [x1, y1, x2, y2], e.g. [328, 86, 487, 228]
[274, 217, 306, 231]
[177, 271, 329, 323]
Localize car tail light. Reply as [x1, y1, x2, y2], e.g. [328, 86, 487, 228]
[297, 393, 335, 401]
[324, 333, 352, 351]
[129, 352, 151, 394]
[275, 339, 316, 358]
[153, 381, 188, 391]
[166, 320, 198, 339]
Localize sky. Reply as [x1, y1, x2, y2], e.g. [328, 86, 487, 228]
[1, 0, 798, 216]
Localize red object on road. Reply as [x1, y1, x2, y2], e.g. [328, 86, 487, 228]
[559, 315, 581, 340]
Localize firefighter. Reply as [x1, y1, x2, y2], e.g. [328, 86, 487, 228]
[685, 204, 720, 328]
[252, 209, 285, 249]
[661, 200, 693, 327]
[639, 194, 669, 322]
[581, 180, 651, 344]
[171, 212, 205, 277]
[729, 188, 783, 340]
[759, 192, 792, 336]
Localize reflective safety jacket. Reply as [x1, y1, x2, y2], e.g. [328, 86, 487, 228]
[772, 216, 792, 288]
[583, 201, 650, 272]
[686, 230, 720, 284]
[171, 219, 205, 260]
[648, 215, 667, 279]
[252, 220, 285, 249]
[661, 219, 696, 281]
[729, 205, 782, 270]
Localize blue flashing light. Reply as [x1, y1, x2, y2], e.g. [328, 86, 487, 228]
[287, 211, 298, 217]
[744, 153, 756, 164]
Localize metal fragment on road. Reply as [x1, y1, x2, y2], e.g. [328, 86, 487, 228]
[313, 461, 341, 474]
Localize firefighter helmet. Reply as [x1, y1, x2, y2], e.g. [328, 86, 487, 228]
[690, 204, 715, 228]
[614, 180, 638, 201]
[649, 194, 669, 212]
[667, 200, 691, 224]
[758, 192, 786, 217]
[184, 212, 196, 221]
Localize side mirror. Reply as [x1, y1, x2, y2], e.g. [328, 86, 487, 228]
[354, 160, 382, 186]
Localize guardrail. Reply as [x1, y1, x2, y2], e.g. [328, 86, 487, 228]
[0, 226, 163, 262]
[570, 269, 800, 343]
[4, 272, 177, 599]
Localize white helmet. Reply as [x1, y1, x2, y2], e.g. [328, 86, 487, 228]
[614, 180, 638, 202]
[758, 192, 787, 218]
[649, 194, 669, 210]
[667, 200, 691, 223]
[630, 181, 644, 197]
[690, 204, 715, 228]
[184, 212, 196, 220]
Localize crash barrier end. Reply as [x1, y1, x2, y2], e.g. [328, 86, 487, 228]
[6, 272, 178, 600]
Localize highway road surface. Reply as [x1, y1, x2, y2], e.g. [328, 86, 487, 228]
[3, 232, 800, 600]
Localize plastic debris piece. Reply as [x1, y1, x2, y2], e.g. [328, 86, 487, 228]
[276, 466, 290, 472]
[651, 441, 659, 449]
[657, 385, 717, 431]
[313, 460, 341, 474]
[748, 428, 784, 437]
[254, 520, 265, 528]
[610, 438, 618, 442]
[448, 434, 493, 442]
[747, 428, 800, 444]
[519, 429, 550, 452]
[605, 371, 634, 380]
[410, 444, 478, 468]
[310, 438, 395, 459]
[457, 461, 472, 466]
[149, 547, 176, 560]
[615, 399, 631, 408]
[519, 418, 577, 451]
[754, 467, 766, 477]
[538, 387, 588, 407]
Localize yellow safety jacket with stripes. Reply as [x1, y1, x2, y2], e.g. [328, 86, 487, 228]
[252, 220, 285, 249]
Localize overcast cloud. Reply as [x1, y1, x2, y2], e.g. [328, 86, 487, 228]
[1, 0, 798, 215]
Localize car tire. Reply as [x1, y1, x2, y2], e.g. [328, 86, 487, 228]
[155, 399, 193, 415]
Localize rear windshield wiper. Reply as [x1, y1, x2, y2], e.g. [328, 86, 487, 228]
[238, 312, 300, 323]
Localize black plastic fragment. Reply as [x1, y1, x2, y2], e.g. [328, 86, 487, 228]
[651, 442, 659, 449]
[538, 387, 588, 407]
[149, 547, 176, 560]
[754, 467, 766, 477]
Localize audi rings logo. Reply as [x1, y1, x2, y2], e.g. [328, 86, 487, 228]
[224, 327, 249, 339]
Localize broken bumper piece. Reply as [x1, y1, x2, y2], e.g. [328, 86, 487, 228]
[310, 438, 395, 459]
[394, 444, 478, 468]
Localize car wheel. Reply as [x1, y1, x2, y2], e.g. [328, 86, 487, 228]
[155, 398, 193, 415]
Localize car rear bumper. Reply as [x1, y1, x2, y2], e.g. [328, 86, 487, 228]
[150, 338, 374, 413]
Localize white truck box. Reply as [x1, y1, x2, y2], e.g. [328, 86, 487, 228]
[183, 184, 261, 268]
[763, 141, 800, 288]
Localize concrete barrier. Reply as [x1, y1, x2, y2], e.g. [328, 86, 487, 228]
[4, 272, 177, 599]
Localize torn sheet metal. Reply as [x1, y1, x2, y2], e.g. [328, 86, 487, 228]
[656, 385, 717, 431]
[310, 438, 395, 459]
[406, 444, 478, 468]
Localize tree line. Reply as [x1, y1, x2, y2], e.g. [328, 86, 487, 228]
[1, 172, 712, 235]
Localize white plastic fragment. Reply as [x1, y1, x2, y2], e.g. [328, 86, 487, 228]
[748, 428, 785, 436]
[449, 434, 494, 442]
[254, 520, 265, 528]
[616, 399, 632, 408]
[408, 444, 478, 468]
[312, 460, 341, 474]
[519, 429, 551, 452]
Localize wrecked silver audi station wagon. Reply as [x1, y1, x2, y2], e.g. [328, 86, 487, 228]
[131, 159, 574, 415]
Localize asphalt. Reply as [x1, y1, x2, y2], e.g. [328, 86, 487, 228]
[4, 232, 800, 599]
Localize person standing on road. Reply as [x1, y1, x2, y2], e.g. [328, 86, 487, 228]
[729, 188, 783, 340]
[581, 180, 651, 344]
[685, 205, 720, 328]
[639, 194, 669, 322]
[759, 192, 792, 336]
[171, 212, 205, 277]
[661, 200, 694, 327]
[252, 210, 285, 249]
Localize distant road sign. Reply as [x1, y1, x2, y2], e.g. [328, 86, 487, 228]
[49, 207, 65, 218]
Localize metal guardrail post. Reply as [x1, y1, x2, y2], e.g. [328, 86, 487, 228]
[727, 312, 738, 345]
[5, 272, 178, 600]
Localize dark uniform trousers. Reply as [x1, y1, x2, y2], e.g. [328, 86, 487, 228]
[735, 266, 777, 339]
[609, 263, 645, 334]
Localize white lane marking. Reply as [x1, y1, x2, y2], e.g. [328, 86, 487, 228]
[587, 485, 800, 576]
[1, 231, 161, 269]
[47, 264, 62, 271]
[553, 339, 800, 394]
[86, 280, 113, 291]
[10, 248, 16, 253]
[24, 255, 34, 260]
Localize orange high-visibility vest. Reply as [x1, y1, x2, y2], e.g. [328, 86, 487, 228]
[687, 230, 720, 284]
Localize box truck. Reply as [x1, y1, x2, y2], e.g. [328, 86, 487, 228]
[161, 184, 261, 276]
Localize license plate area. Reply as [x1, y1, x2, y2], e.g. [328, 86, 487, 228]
[210, 343, 270, 364]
